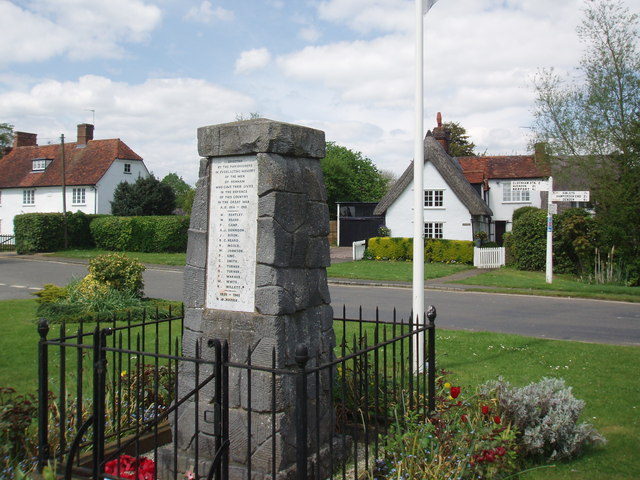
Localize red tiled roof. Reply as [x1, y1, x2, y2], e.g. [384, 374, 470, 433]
[0, 139, 143, 188]
[457, 155, 549, 183]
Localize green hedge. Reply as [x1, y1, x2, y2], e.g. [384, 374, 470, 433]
[90, 216, 189, 252]
[14, 213, 65, 254]
[367, 237, 473, 264]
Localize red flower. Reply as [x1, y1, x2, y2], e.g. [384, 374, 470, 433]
[494, 415, 502, 424]
[461, 414, 469, 423]
[483, 450, 496, 463]
[495, 446, 506, 457]
[450, 386, 461, 399]
[105, 455, 155, 480]
[481, 405, 489, 415]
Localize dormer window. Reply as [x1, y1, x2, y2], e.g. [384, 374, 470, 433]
[32, 158, 51, 171]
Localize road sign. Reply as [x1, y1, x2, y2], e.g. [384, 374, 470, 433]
[551, 191, 590, 202]
[510, 180, 550, 191]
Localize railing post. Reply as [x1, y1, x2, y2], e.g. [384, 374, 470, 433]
[92, 327, 112, 479]
[426, 305, 437, 414]
[38, 318, 51, 472]
[295, 344, 309, 480]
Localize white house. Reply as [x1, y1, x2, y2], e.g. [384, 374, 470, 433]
[0, 124, 149, 235]
[374, 115, 549, 244]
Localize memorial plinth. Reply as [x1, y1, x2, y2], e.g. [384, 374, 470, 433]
[177, 119, 335, 479]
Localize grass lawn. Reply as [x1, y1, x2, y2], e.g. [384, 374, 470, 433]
[328, 259, 471, 281]
[453, 267, 640, 303]
[45, 249, 187, 266]
[2, 299, 638, 479]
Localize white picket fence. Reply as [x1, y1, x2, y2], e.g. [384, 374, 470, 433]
[473, 247, 505, 269]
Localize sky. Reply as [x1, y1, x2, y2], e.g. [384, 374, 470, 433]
[1, 0, 635, 185]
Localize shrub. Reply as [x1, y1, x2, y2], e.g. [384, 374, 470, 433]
[480, 377, 606, 461]
[367, 237, 412, 260]
[554, 208, 599, 274]
[0, 387, 38, 477]
[90, 216, 189, 252]
[14, 213, 64, 254]
[510, 208, 547, 271]
[88, 253, 145, 297]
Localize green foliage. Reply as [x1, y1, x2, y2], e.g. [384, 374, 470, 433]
[510, 208, 548, 271]
[321, 142, 390, 217]
[0, 122, 13, 158]
[425, 238, 474, 264]
[531, 0, 640, 276]
[111, 174, 176, 216]
[90, 216, 189, 252]
[161, 172, 195, 213]
[66, 211, 100, 248]
[445, 121, 478, 156]
[88, 253, 145, 297]
[366, 237, 474, 264]
[512, 206, 540, 224]
[33, 284, 68, 304]
[554, 208, 599, 274]
[481, 377, 606, 461]
[375, 379, 519, 479]
[0, 387, 37, 477]
[367, 236, 412, 260]
[14, 213, 64, 254]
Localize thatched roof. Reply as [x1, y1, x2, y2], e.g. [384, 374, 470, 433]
[374, 133, 493, 217]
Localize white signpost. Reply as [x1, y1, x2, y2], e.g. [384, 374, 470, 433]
[514, 177, 590, 284]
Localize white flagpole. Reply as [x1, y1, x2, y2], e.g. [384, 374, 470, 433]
[413, 0, 425, 373]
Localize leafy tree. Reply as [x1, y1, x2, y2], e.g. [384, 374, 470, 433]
[321, 142, 390, 217]
[445, 121, 478, 156]
[161, 173, 195, 214]
[111, 174, 176, 216]
[531, 0, 640, 278]
[0, 123, 13, 158]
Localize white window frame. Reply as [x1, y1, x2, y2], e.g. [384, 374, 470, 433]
[124, 163, 131, 174]
[32, 159, 48, 171]
[23, 189, 35, 205]
[424, 189, 444, 208]
[72, 187, 86, 205]
[424, 222, 444, 239]
[503, 182, 531, 203]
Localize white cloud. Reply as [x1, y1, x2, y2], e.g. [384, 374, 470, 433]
[299, 26, 321, 43]
[0, 75, 255, 183]
[317, 0, 413, 34]
[184, 1, 234, 23]
[235, 48, 272, 74]
[0, 0, 162, 65]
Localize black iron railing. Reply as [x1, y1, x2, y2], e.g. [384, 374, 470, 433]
[37, 304, 436, 480]
[0, 234, 15, 251]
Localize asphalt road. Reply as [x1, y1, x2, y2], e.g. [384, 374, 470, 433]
[1, 255, 638, 346]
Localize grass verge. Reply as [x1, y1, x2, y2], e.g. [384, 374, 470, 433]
[2, 299, 637, 479]
[44, 249, 186, 266]
[327, 259, 471, 282]
[453, 267, 640, 303]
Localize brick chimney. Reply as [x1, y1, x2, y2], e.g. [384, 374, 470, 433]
[432, 112, 451, 154]
[77, 123, 94, 145]
[13, 131, 38, 148]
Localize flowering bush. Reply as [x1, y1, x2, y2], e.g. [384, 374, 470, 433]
[480, 377, 606, 461]
[374, 378, 520, 479]
[105, 454, 155, 480]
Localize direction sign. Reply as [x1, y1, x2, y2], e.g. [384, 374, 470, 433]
[551, 191, 590, 202]
[511, 180, 550, 191]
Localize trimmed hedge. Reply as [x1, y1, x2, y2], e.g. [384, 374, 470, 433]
[14, 213, 64, 254]
[90, 216, 189, 252]
[367, 237, 474, 264]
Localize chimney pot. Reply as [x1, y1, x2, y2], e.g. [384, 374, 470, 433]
[432, 112, 451, 154]
[77, 123, 94, 145]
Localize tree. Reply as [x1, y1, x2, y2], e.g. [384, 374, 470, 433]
[161, 173, 195, 214]
[320, 142, 391, 217]
[531, 0, 640, 280]
[111, 174, 176, 216]
[0, 123, 13, 158]
[445, 121, 478, 156]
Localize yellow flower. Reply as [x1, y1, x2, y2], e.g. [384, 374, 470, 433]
[444, 382, 451, 389]
[121, 370, 127, 377]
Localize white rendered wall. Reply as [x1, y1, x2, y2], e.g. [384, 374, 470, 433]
[95, 160, 149, 214]
[486, 179, 544, 231]
[0, 186, 96, 235]
[385, 162, 474, 241]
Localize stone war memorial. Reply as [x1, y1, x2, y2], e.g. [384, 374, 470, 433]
[174, 118, 336, 479]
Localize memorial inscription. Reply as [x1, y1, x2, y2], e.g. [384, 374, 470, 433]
[206, 156, 258, 312]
